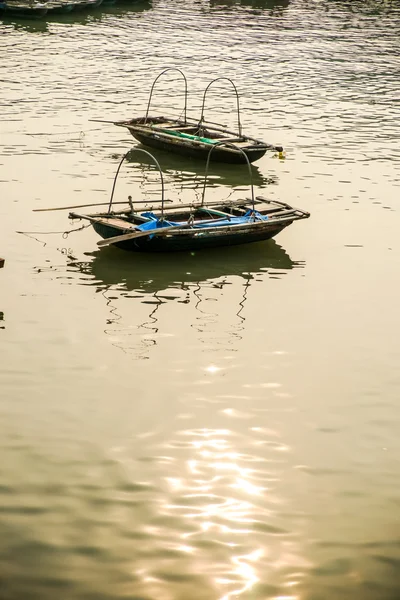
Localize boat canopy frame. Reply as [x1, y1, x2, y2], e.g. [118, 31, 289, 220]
[144, 68, 188, 125]
[198, 77, 242, 137]
[107, 148, 166, 219]
[142, 71, 243, 137]
[107, 142, 255, 221]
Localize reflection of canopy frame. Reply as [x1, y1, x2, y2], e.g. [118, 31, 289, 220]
[201, 142, 254, 210]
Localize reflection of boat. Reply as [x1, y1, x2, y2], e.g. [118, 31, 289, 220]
[111, 68, 283, 165]
[68, 238, 300, 295]
[69, 147, 309, 253]
[65, 240, 301, 358]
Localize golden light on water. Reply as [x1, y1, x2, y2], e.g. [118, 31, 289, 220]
[155, 426, 305, 599]
[218, 548, 264, 599]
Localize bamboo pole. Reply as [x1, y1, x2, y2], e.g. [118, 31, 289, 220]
[33, 199, 170, 212]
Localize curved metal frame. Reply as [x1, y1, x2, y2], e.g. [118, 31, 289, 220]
[107, 148, 166, 220]
[199, 77, 242, 136]
[144, 68, 188, 124]
[201, 142, 254, 211]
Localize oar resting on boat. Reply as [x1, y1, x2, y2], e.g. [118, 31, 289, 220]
[97, 222, 190, 248]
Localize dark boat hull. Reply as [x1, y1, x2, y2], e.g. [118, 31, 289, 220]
[92, 220, 291, 253]
[0, 3, 48, 15]
[129, 130, 267, 165]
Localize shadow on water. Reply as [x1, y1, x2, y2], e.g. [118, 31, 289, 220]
[123, 145, 279, 190]
[68, 238, 300, 294]
[63, 240, 303, 357]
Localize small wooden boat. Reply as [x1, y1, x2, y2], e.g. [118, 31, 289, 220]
[0, 0, 142, 16]
[0, 1, 48, 16]
[69, 146, 309, 253]
[112, 68, 284, 165]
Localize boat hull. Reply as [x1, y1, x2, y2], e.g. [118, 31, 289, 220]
[128, 130, 267, 164]
[92, 220, 291, 253]
[0, 4, 48, 15]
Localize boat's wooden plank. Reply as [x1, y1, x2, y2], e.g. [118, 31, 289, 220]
[69, 213, 136, 228]
[211, 137, 243, 143]
[95, 217, 136, 229]
[149, 123, 175, 128]
[154, 126, 197, 132]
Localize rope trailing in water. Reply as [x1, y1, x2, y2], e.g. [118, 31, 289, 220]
[17, 222, 91, 239]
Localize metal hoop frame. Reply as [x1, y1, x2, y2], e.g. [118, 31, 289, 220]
[144, 68, 188, 124]
[199, 77, 242, 136]
[107, 148, 166, 220]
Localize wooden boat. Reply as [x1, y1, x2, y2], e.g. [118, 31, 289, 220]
[0, 0, 143, 17]
[111, 68, 284, 165]
[69, 146, 309, 253]
[0, 1, 48, 16]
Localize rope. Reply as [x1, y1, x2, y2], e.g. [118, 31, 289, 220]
[17, 222, 91, 240]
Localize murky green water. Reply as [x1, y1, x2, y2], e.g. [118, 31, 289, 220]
[1, 0, 400, 598]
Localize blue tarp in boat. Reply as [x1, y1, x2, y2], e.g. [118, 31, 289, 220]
[136, 210, 268, 237]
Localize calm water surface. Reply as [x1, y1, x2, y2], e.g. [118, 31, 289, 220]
[1, 0, 400, 598]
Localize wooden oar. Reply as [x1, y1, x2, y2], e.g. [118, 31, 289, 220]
[97, 223, 189, 248]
